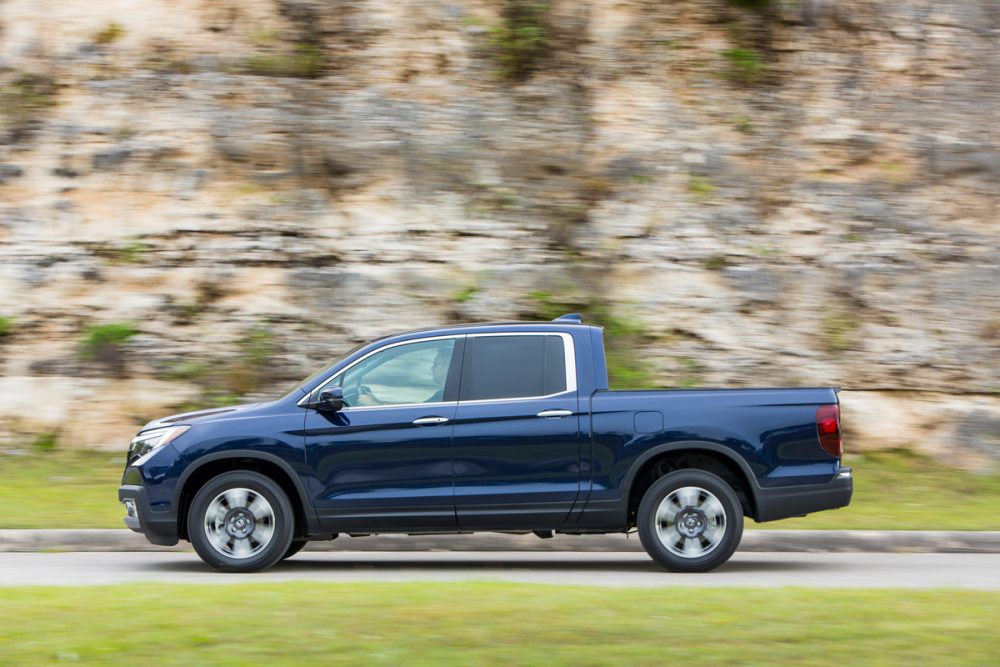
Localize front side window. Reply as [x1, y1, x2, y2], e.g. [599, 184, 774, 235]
[334, 338, 457, 407]
[461, 335, 568, 401]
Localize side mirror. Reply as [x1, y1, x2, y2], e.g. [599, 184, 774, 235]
[316, 387, 344, 412]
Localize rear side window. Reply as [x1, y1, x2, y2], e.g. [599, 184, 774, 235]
[462, 335, 568, 401]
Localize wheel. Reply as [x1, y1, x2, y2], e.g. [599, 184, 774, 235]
[637, 469, 743, 573]
[188, 470, 295, 573]
[281, 539, 308, 561]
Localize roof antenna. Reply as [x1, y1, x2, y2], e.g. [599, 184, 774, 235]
[551, 313, 583, 324]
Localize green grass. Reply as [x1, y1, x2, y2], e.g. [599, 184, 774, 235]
[687, 174, 716, 199]
[452, 285, 479, 303]
[704, 255, 730, 271]
[1, 448, 997, 531]
[244, 43, 324, 78]
[756, 449, 1000, 530]
[0, 74, 58, 127]
[720, 46, 765, 84]
[0, 450, 124, 528]
[820, 311, 859, 352]
[109, 240, 147, 264]
[0, 584, 996, 665]
[78, 322, 138, 360]
[487, 1, 550, 80]
[93, 21, 125, 45]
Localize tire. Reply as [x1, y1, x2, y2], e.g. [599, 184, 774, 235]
[281, 539, 308, 561]
[637, 469, 743, 573]
[188, 470, 296, 573]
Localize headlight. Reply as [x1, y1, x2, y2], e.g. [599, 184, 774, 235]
[127, 425, 190, 464]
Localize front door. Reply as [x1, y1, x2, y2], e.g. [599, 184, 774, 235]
[451, 333, 582, 530]
[303, 336, 463, 532]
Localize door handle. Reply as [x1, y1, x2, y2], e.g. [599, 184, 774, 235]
[537, 409, 573, 419]
[412, 416, 450, 425]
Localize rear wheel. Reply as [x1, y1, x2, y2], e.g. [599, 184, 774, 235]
[637, 469, 743, 573]
[188, 470, 295, 573]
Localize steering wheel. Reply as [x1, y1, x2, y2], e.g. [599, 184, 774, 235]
[358, 384, 383, 405]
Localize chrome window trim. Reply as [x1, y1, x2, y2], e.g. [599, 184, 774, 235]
[459, 388, 577, 406]
[298, 331, 577, 409]
[339, 400, 459, 413]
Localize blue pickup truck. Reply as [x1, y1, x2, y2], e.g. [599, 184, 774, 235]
[120, 314, 852, 573]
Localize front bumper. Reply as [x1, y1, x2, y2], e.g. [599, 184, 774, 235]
[118, 485, 180, 546]
[754, 467, 853, 523]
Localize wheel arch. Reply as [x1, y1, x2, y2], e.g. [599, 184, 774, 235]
[624, 441, 761, 525]
[173, 450, 317, 540]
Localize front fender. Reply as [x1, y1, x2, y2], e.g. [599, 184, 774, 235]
[171, 447, 321, 535]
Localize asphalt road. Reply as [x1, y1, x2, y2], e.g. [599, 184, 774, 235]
[1, 551, 999, 589]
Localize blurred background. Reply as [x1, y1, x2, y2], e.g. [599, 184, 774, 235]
[0, 0, 996, 469]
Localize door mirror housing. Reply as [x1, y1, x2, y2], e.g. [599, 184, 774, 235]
[315, 387, 344, 412]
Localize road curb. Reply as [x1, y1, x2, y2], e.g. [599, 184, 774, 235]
[2, 529, 999, 553]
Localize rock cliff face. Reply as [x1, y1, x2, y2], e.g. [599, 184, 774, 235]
[0, 1, 997, 466]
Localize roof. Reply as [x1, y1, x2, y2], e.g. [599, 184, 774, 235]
[362, 314, 593, 347]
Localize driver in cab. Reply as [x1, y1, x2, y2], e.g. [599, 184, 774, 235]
[357, 347, 450, 406]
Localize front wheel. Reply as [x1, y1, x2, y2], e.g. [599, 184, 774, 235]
[637, 469, 743, 573]
[188, 470, 295, 573]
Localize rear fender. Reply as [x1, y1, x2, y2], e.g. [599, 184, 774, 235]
[623, 440, 762, 506]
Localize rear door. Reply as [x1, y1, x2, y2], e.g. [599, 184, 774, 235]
[451, 333, 582, 530]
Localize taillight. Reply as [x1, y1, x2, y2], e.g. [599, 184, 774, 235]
[816, 404, 842, 458]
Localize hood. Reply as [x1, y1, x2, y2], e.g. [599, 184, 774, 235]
[139, 402, 262, 432]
